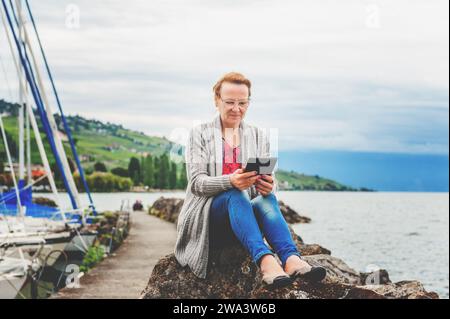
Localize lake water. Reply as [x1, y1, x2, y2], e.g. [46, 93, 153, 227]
[49, 191, 449, 298]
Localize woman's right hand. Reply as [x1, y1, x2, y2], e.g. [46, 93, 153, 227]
[230, 169, 259, 191]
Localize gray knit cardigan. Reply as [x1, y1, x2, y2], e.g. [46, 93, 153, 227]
[174, 114, 278, 279]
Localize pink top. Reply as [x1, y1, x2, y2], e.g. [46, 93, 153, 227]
[222, 138, 241, 175]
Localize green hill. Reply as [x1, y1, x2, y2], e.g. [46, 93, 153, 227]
[275, 170, 368, 191]
[1, 99, 370, 191]
[1, 99, 181, 170]
[55, 114, 183, 169]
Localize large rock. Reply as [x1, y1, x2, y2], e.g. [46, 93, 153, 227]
[288, 227, 331, 256]
[140, 246, 438, 299]
[149, 197, 311, 225]
[148, 197, 184, 224]
[343, 281, 440, 299]
[278, 200, 311, 224]
[33, 196, 57, 207]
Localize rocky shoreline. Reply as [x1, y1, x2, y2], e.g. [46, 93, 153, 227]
[142, 197, 439, 299]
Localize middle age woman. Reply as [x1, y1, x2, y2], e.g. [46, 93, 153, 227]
[175, 72, 326, 288]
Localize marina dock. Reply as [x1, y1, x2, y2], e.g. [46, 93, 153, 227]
[52, 211, 176, 299]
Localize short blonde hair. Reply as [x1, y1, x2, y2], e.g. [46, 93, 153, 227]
[213, 72, 252, 103]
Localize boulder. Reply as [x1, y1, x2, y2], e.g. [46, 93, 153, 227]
[344, 281, 440, 299]
[148, 197, 184, 224]
[278, 200, 311, 224]
[140, 246, 438, 299]
[33, 196, 57, 207]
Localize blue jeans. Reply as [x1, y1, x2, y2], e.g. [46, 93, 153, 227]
[209, 188, 301, 269]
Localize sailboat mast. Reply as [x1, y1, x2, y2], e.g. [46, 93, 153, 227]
[26, 101, 31, 184]
[17, 0, 24, 181]
[19, 1, 31, 184]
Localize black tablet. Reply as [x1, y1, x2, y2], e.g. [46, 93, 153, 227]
[243, 157, 277, 175]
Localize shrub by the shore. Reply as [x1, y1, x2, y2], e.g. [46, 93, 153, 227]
[74, 172, 133, 192]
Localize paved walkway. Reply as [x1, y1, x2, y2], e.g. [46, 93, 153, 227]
[52, 211, 176, 299]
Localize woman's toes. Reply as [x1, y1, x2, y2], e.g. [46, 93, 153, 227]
[285, 256, 311, 275]
[260, 255, 287, 277]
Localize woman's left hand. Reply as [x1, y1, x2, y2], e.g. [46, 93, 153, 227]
[255, 174, 273, 196]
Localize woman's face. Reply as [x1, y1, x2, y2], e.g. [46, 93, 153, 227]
[216, 82, 249, 128]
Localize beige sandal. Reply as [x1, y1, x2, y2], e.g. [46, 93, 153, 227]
[289, 266, 327, 282]
[262, 274, 293, 288]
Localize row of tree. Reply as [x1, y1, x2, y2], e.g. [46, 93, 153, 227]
[74, 172, 133, 192]
[93, 154, 188, 190]
[2, 152, 188, 192]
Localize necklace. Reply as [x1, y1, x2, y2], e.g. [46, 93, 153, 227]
[222, 136, 240, 148]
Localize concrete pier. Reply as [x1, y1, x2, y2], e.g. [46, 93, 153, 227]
[52, 211, 176, 299]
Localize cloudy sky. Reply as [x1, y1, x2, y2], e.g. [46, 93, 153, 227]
[0, 0, 448, 154]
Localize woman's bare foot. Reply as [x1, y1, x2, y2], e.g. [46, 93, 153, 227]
[259, 254, 288, 278]
[284, 255, 312, 276]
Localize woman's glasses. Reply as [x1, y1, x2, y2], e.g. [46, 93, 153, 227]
[220, 97, 250, 109]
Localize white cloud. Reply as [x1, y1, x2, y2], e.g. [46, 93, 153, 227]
[0, 0, 448, 154]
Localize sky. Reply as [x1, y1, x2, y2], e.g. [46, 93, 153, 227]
[0, 0, 449, 155]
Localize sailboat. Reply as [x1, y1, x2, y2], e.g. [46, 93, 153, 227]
[0, 254, 31, 299]
[0, 234, 45, 299]
[0, 0, 99, 297]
